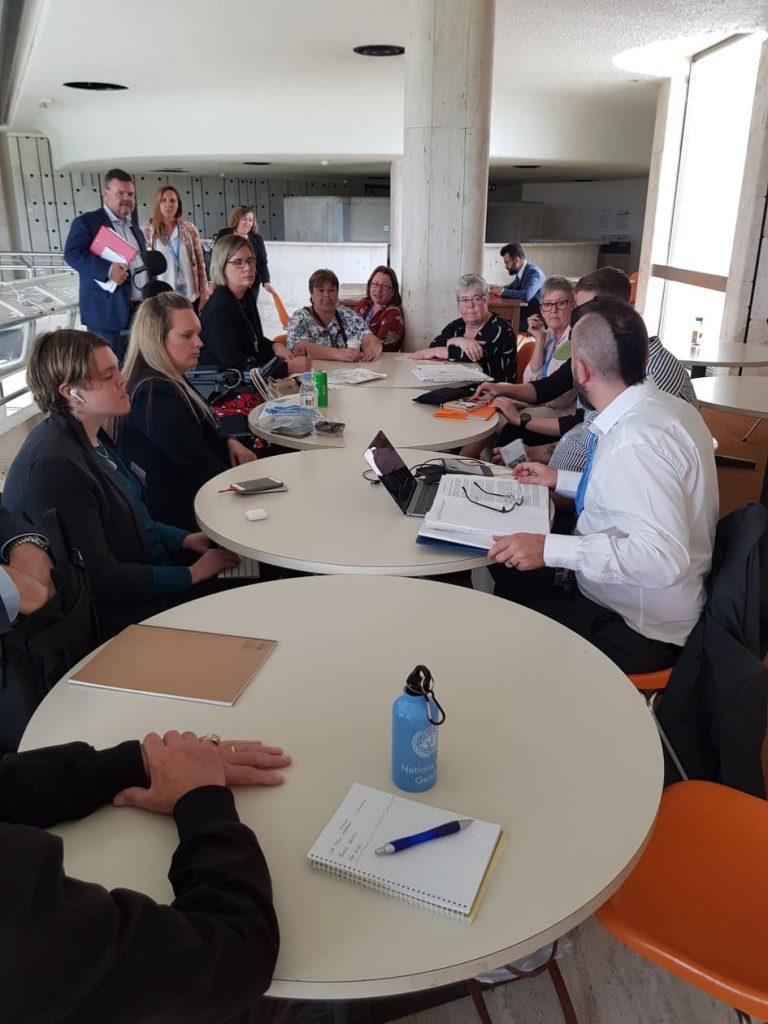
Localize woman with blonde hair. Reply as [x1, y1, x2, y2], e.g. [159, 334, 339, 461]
[142, 185, 210, 311]
[2, 327, 241, 640]
[214, 204, 272, 304]
[120, 291, 257, 530]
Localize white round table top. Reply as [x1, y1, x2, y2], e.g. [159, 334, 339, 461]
[22, 576, 663, 1001]
[309, 352, 484, 389]
[195, 449, 493, 575]
[693, 375, 768, 418]
[249, 386, 499, 452]
[665, 340, 768, 368]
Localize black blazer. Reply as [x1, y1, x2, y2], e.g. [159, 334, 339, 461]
[2, 413, 158, 639]
[199, 285, 274, 372]
[119, 370, 230, 530]
[0, 508, 43, 634]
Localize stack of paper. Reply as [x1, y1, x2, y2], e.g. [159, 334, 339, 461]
[327, 368, 387, 385]
[411, 364, 492, 385]
[417, 474, 549, 550]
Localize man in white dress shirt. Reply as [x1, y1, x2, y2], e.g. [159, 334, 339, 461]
[489, 297, 719, 673]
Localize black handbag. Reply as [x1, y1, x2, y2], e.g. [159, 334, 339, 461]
[0, 509, 99, 753]
[411, 384, 477, 406]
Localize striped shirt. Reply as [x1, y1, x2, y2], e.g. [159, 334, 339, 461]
[431, 313, 517, 382]
[550, 337, 699, 472]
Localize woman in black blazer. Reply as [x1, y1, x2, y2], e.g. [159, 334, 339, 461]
[2, 329, 241, 640]
[199, 235, 310, 376]
[120, 292, 258, 529]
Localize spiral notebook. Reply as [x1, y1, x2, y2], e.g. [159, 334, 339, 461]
[307, 784, 504, 920]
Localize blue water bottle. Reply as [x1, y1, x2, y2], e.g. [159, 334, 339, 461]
[391, 665, 446, 792]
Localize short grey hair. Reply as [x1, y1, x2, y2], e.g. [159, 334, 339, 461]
[541, 275, 574, 299]
[455, 274, 488, 300]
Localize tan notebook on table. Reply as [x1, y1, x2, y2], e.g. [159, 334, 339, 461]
[69, 624, 277, 705]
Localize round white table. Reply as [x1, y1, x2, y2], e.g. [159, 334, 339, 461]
[693, 375, 768, 418]
[249, 387, 499, 452]
[665, 340, 768, 378]
[22, 576, 663, 1001]
[195, 449, 492, 575]
[309, 352, 485, 389]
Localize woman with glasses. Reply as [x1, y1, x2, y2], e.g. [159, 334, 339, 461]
[200, 235, 309, 375]
[523, 276, 574, 383]
[213, 205, 273, 305]
[409, 274, 517, 382]
[353, 266, 405, 352]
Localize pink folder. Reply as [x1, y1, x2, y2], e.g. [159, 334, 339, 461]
[89, 225, 139, 264]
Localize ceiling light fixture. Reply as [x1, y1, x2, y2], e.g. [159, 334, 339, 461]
[244, 161, 271, 166]
[153, 168, 189, 174]
[353, 44, 405, 57]
[63, 81, 128, 91]
[513, 164, 541, 169]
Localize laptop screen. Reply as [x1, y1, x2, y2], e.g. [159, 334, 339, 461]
[364, 430, 417, 513]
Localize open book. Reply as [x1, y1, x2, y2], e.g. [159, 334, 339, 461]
[307, 784, 504, 920]
[417, 474, 550, 550]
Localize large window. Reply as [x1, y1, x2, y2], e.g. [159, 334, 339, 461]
[652, 34, 764, 347]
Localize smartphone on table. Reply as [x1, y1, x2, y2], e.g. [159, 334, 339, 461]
[231, 477, 287, 494]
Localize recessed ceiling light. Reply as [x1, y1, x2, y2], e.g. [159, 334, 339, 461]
[153, 168, 188, 173]
[244, 161, 271, 166]
[572, 178, 595, 183]
[353, 44, 404, 57]
[514, 164, 541, 169]
[63, 81, 128, 91]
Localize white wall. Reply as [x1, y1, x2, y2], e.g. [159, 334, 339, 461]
[521, 178, 649, 271]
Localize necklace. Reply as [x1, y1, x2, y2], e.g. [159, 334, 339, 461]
[93, 443, 118, 471]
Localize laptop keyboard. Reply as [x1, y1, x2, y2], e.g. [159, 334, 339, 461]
[412, 481, 440, 515]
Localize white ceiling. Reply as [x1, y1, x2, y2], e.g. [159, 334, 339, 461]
[6, 0, 768, 182]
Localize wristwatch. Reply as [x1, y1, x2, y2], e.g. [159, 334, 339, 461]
[4, 534, 49, 560]
[519, 412, 532, 429]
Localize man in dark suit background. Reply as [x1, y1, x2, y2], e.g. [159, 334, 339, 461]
[489, 242, 546, 331]
[64, 168, 148, 361]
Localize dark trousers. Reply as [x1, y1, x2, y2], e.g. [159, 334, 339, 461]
[490, 564, 681, 674]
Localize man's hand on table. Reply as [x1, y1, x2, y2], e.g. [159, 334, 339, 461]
[488, 533, 546, 571]
[116, 731, 292, 813]
[512, 461, 557, 489]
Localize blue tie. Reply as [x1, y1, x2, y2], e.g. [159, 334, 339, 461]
[574, 432, 598, 517]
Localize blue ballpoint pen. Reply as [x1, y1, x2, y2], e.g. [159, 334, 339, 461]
[374, 818, 473, 855]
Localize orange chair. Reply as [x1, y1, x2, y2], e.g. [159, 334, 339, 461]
[596, 780, 768, 1023]
[516, 339, 534, 384]
[270, 288, 291, 329]
[628, 668, 687, 781]
[629, 272, 638, 305]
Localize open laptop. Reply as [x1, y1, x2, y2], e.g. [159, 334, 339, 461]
[363, 430, 440, 517]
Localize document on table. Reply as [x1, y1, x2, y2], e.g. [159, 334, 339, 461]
[411, 364, 492, 385]
[417, 473, 549, 550]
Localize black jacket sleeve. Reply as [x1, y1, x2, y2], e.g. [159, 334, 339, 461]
[129, 379, 229, 489]
[0, 747, 280, 1023]
[200, 290, 255, 371]
[531, 359, 573, 405]
[21, 453, 153, 606]
[251, 232, 270, 286]
[0, 740, 146, 826]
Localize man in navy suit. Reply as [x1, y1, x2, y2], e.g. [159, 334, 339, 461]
[64, 168, 148, 361]
[489, 242, 545, 331]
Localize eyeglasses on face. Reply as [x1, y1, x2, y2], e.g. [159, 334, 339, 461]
[461, 481, 523, 513]
[228, 258, 257, 269]
[458, 295, 486, 306]
[370, 281, 394, 291]
[540, 299, 572, 312]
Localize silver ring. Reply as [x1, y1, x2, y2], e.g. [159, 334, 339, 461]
[201, 733, 221, 745]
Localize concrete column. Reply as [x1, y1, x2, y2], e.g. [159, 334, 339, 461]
[0, 133, 23, 252]
[388, 158, 403, 285]
[400, 0, 494, 349]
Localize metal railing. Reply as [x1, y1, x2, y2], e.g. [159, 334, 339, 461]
[0, 252, 69, 282]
